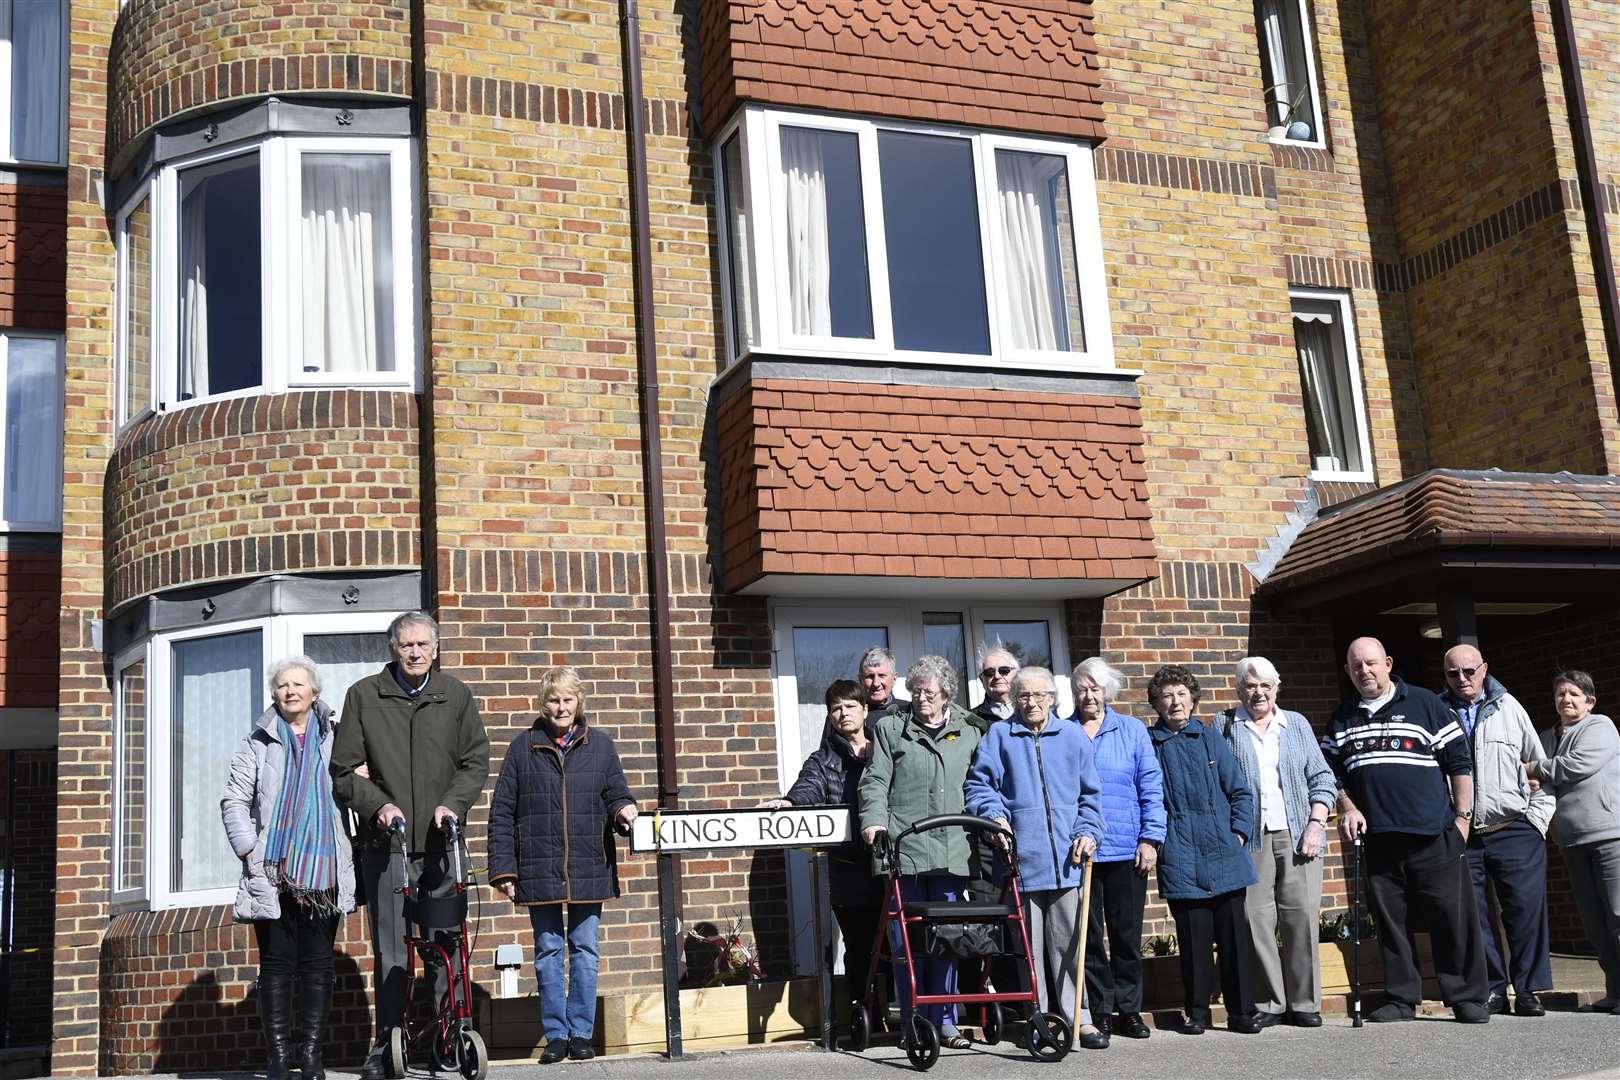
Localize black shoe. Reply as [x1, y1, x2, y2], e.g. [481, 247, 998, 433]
[1179, 1013, 1207, 1035]
[1454, 1001, 1492, 1024]
[258, 975, 294, 1080]
[1367, 1002, 1415, 1023]
[1227, 1015, 1262, 1034]
[540, 1039, 569, 1064]
[1113, 1012, 1151, 1039]
[1078, 1025, 1110, 1050]
[1485, 992, 1509, 1015]
[568, 1037, 595, 1061]
[296, 969, 334, 1080]
[1287, 1011, 1322, 1028]
[1253, 1011, 1284, 1029]
[1514, 992, 1545, 1017]
[358, 1043, 387, 1080]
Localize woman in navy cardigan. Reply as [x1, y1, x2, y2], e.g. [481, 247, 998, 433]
[1146, 664, 1259, 1036]
[488, 667, 638, 1064]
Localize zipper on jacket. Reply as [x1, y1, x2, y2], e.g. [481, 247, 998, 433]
[1033, 730, 1062, 880]
[539, 737, 572, 896]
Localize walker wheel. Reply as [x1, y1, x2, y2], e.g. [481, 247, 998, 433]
[904, 1012, 939, 1071]
[457, 1029, 488, 1080]
[981, 1003, 1002, 1046]
[433, 1024, 459, 1072]
[385, 1026, 407, 1078]
[1026, 1011, 1072, 1062]
[847, 1004, 871, 1052]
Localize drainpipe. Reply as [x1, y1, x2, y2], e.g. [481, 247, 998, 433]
[1550, 0, 1620, 385]
[411, 0, 441, 615]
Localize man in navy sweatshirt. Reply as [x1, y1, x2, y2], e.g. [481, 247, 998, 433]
[1321, 637, 1491, 1023]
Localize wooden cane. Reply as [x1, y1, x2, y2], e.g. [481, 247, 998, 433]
[1073, 854, 1095, 1026]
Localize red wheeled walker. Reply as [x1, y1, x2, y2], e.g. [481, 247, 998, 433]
[384, 816, 488, 1080]
[847, 813, 1072, 1069]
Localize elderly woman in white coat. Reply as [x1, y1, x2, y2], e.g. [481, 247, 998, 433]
[1213, 656, 1336, 1028]
[221, 656, 356, 1080]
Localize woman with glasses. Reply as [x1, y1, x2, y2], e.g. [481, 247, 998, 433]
[859, 655, 982, 1049]
[1071, 657, 1165, 1047]
[965, 666, 1103, 1044]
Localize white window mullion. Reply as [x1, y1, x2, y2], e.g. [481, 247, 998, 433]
[1067, 143, 1115, 368]
[856, 123, 893, 354]
[744, 109, 779, 352]
[395, 139, 420, 391]
[147, 631, 175, 909]
[972, 136, 1004, 361]
[263, 140, 287, 393]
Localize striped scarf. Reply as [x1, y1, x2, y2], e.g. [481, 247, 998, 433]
[263, 716, 340, 915]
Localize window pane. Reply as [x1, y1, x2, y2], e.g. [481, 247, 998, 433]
[302, 153, 396, 374]
[117, 660, 147, 894]
[121, 197, 152, 424]
[4, 336, 60, 525]
[9, 0, 62, 163]
[1293, 299, 1364, 473]
[922, 613, 966, 697]
[305, 632, 390, 724]
[721, 134, 755, 354]
[878, 131, 989, 354]
[995, 150, 1085, 353]
[983, 621, 1052, 673]
[1257, 0, 1319, 140]
[177, 154, 262, 399]
[172, 630, 261, 893]
[779, 126, 873, 339]
[790, 626, 887, 764]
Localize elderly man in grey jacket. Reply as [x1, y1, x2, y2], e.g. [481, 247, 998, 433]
[1440, 644, 1556, 1017]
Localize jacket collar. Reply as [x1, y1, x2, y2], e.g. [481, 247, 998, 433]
[1008, 710, 1066, 736]
[823, 723, 874, 760]
[896, 703, 969, 743]
[1150, 715, 1209, 742]
[1441, 673, 1504, 711]
[254, 698, 334, 742]
[375, 662, 448, 702]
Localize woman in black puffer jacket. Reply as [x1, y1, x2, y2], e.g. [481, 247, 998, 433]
[489, 667, 638, 1063]
[763, 679, 884, 1020]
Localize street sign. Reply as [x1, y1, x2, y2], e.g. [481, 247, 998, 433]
[630, 805, 851, 854]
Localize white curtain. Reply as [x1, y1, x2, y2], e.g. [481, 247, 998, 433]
[302, 154, 393, 374]
[177, 181, 210, 399]
[174, 631, 261, 893]
[997, 152, 1068, 351]
[1294, 317, 1351, 470]
[10, 0, 62, 163]
[304, 632, 389, 724]
[117, 662, 148, 893]
[1260, 0, 1293, 127]
[781, 128, 831, 336]
[4, 336, 58, 526]
[722, 136, 755, 349]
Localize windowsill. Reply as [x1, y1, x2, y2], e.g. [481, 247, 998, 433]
[124, 379, 420, 431]
[0, 521, 62, 534]
[1267, 134, 1327, 151]
[1309, 469, 1375, 484]
[720, 344, 1138, 385]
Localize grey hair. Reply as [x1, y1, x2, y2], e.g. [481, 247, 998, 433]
[389, 610, 440, 646]
[268, 654, 321, 696]
[974, 639, 1019, 671]
[1012, 666, 1057, 695]
[905, 655, 959, 703]
[1235, 655, 1281, 686]
[859, 645, 896, 674]
[1071, 657, 1125, 701]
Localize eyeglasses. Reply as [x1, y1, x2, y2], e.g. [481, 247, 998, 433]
[1445, 666, 1480, 679]
[1015, 691, 1053, 703]
[912, 687, 943, 700]
[981, 665, 1015, 680]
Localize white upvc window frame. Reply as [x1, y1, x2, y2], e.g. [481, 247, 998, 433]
[114, 134, 420, 433]
[111, 610, 396, 912]
[115, 184, 158, 429]
[1290, 285, 1373, 483]
[0, 329, 63, 531]
[1257, 0, 1327, 150]
[716, 105, 1116, 374]
[0, 0, 68, 168]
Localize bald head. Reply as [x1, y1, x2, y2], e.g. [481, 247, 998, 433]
[1345, 636, 1394, 701]
[1443, 643, 1488, 703]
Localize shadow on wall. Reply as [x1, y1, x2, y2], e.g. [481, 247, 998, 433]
[149, 952, 370, 1074]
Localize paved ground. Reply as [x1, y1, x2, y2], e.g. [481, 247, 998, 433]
[125, 1008, 1620, 1080]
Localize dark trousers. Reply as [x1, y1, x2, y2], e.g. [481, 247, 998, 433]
[1168, 889, 1252, 1021]
[1466, 820, 1553, 996]
[1366, 827, 1488, 1007]
[1083, 858, 1148, 1017]
[253, 903, 339, 982]
[363, 846, 458, 1039]
[832, 903, 883, 1008]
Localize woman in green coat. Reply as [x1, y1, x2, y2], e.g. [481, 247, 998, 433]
[858, 655, 981, 1049]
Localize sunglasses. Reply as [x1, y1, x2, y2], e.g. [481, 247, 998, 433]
[981, 665, 1015, 680]
[1445, 666, 1480, 679]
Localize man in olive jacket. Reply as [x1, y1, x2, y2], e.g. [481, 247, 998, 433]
[331, 611, 490, 1079]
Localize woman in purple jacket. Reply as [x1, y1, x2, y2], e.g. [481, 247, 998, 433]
[1071, 657, 1166, 1048]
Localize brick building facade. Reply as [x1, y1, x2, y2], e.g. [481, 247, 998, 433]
[0, 0, 1615, 1073]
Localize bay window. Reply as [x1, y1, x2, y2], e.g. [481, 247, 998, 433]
[116, 133, 417, 429]
[718, 108, 1114, 370]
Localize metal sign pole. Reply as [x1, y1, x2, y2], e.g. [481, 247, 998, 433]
[658, 851, 684, 1058]
[813, 850, 834, 1051]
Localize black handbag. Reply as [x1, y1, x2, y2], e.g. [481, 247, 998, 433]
[924, 921, 1005, 959]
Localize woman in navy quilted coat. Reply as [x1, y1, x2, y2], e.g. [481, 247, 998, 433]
[489, 667, 638, 1063]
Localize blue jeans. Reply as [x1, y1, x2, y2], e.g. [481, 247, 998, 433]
[888, 874, 963, 1033]
[529, 903, 602, 1041]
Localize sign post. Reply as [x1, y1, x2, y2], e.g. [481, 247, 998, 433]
[631, 806, 853, 1057]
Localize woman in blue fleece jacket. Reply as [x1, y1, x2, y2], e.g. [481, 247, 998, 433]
[965, 666, 1103, 1035]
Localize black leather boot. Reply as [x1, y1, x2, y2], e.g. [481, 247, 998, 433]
[259, 973, 294, 1080]
[296, 968, 334, 1080]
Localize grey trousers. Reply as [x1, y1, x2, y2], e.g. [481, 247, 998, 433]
[1565, 838, 1620, 1000]
[1022, 888, 1084, 1028]
[1243, 829, 1324, 1015]
[362, 846, 458, 1040]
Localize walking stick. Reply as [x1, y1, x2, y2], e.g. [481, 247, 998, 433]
[1350, 835, 1364, 1028]
[1073, 855, 1094, 1027]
